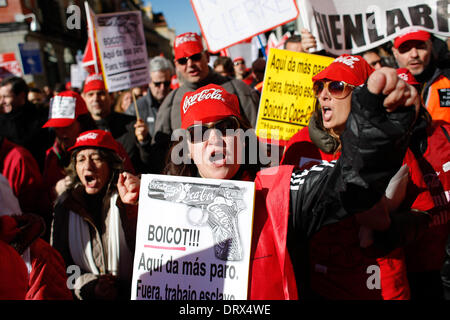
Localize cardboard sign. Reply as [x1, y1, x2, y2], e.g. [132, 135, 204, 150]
[49, 96, 76, 119]
[191, 0, 299, 53]
[95, 11, 150, 92]
[298, 0, 450, 55]
[131, 174, 255, 300]
[255, 48, 334, 145]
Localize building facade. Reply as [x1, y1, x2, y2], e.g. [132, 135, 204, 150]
[0, 0, 172, 89]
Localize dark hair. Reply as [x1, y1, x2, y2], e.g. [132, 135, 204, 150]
[0, 76, 29, 96]
[66, 147, 124, 195]
[285, 35, 302, 45]
[213, 56, 235, 77]
[76, 113, 98, 132]
[29, 87, 43, 94]
[163, 116, 267, 179]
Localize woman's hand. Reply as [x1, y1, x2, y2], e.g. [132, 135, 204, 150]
[367, 67, 420, 115]
[117, 172, 141, 205]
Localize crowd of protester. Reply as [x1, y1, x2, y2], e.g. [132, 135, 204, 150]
[0, 25, 449, 301]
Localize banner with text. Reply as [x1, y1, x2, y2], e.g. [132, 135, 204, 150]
[298, 0, 450, 55]
[255, 48, 334, 146]
[131, 174, 255, 300]
[191, 0, 299, 53]
[95, 11, 150, 92]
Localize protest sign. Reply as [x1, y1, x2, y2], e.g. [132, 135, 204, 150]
[0, 52, 23, 78]
[131, 174, 255, 300]
[70, 64, 88, 89]
[298, 0, 450, 55]
[255, 48, 334, 145]
[190, 0, 299, 53]
[95, 11, 150, 92]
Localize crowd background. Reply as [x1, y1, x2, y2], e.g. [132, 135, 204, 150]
[0, 2, 449, 302]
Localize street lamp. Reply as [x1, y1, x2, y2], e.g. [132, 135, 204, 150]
[14, 13, 41, 32]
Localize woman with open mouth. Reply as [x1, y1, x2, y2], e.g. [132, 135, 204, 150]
[51, 129, 136, 300]
[118, 76, 421, 300]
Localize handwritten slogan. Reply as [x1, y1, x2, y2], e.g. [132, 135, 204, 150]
[256, 49, 334, 145]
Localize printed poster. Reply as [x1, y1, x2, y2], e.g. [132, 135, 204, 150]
[131, 174, 256, 300]
[95, 11, 150, 92]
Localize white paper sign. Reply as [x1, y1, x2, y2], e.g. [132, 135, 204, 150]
[131, 174, 255, 300]
[95, 11, 150, 92]
[191, 0, 299, 53]
[49, 96, 76, 119]
[297, 0, 450, 55]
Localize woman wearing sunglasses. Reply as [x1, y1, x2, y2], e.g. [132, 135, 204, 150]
[118, 74, 421, 299]
[282, 55, 418, 300]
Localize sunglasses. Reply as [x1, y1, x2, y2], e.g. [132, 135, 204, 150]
[152, 80, 171, 87]
[233, 61, 245, 66]
[313, 80, 355, 99]
[187, 117, 240, 143]
[177, 53, 203, 65]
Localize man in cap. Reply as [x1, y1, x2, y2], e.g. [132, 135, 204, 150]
[152, 32, 260, 173]
[125, 56, 174, 138]
[392, 27, 450, 122]
[81, 73, 154, 174]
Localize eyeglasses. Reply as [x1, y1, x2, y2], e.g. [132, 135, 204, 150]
[177, 53, 203, 65]
[152, 81, 171, 87]
[233, 61, 245, 66]
[313, 81, 355, 99]
[187, 117, 240, 143]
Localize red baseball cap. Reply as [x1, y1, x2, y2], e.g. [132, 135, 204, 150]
[233, 56, 245, 63]
[396, 68, 419, 85]
[312, 54, 374, 86]
[394, 27, 430, 49]
[181, 84, 241, 129]
[174, 32, 204, 60]
[83, 73, 106, 93]
[43, 91, 89, 128]
[68, 130, 120, 154]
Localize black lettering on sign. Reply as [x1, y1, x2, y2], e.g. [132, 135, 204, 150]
[409, 4, 434, 28]
[366, 13, 384, 43]
[343, 14, 365, 49]
[437, 0, 449, 32]
[386, 9, 410, 36]
[329, 15, 342, 50]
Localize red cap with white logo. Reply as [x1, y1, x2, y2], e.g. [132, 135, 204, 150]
[68, 130, 120, 154]
[43, 91, 89, 128]
[180, 84, 241, 129]
[396, 68, 419, 85]
[174, 32, 204, 60]
[312, 54, 374, 86]
[394, 27, 430, 49]
[83, 73, 106, 93]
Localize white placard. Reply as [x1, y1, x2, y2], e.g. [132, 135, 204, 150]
[297, 0, 450, 55]
[94, 11, 150, 92]
[49, 96, 76, 119]
[191, 0, 299, 53]
[131, 174, 255, 300]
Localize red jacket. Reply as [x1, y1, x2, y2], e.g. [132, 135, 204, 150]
[403, 121, 450, 272]
[0, 215, 72, 300]
[0, 138, 51, 226]
[280, 126, 410, 300]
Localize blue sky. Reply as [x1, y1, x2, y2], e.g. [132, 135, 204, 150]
[145, 0, 201, 35]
